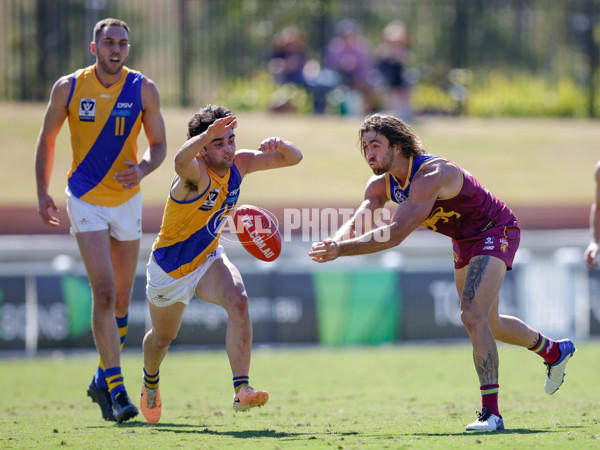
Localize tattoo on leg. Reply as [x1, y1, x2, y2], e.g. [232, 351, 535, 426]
[474, 351, 498, 385]
[462, 256, 490, 303]
[529, 335, 540, 350]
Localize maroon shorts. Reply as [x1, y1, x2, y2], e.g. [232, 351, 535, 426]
[452, 225, 520, 270]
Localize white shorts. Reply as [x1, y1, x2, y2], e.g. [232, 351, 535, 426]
[65, 187, 142, 241]
[146, 246, 224, 307]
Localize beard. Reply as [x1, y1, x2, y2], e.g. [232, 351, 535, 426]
[371, 167, 388, 175]
[369, 151, 394, 175]
[97, 56, 126, 75]
[209, 156, 235, 173]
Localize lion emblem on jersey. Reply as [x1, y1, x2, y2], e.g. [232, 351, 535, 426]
[393, 186, 407, 203]
[422, 207, 461, 231]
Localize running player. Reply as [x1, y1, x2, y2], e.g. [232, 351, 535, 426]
[309, 113, 576, 431]
[139, 104, 302, 423]
[584, 161, 600, 269]
[35, 18, 167, 423]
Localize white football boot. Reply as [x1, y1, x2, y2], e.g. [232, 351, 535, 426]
[465, 407, 504, 431]
[544, 339, 576, 395]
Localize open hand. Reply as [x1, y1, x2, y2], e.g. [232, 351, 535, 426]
[206, 116, 237, 142]
[309, 239, 340, 263]
[258, 137, 285, 153]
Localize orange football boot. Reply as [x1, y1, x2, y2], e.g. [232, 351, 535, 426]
[232, 385, 269, 412]
[140, 383, 162, 424]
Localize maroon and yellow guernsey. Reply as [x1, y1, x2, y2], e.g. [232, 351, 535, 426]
[385, 153, 518, 239]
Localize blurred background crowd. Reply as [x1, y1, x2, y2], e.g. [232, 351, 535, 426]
[1, 0, 599, 120]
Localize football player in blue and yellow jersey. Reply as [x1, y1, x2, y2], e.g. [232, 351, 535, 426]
[139, 105, 302, 423]
[35, 18, 167, 423]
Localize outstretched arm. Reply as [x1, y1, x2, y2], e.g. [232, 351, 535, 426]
[330, 173, 390, 243]
[309, 162, 453, 263]
[584, 161, 600, 269]
[332, 197, 386, 242]
[234, 137, 302, 177]
[34, 76, 71, 226]
[309, 176, 389, 262]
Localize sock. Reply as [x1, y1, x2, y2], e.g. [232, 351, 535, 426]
[233, 375, 249, 393]
[105, 366, 126, 401]
[529, 331, 560, 364]
[480, 384, 500, 417]
[94, 314, 129, 389]
[116, 313, 129, 351]
[94, 364, 108, 390]
[144, 368, 160, 390]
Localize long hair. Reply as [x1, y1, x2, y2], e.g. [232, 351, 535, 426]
[358, 113, 423, 159]
[187, 104, 234, 139]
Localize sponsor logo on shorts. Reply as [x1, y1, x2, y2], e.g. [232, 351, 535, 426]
[152, 293, 172, 305]
[483, 245, 495, 250]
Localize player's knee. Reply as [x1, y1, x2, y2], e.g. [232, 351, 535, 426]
[114, 294, 130, 315]
[227, 291, 249, 317]
[152, 330, 176, 349]
[92, 282, 116, 310]
[460, 307, 484, 333]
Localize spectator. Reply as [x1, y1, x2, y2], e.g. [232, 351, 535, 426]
[268, 26, 340, 114]
[325, 19, 376, 115]
[267, 26, 310, 113]
[376, 21, 413, 119]
[268, 26, 308, 87]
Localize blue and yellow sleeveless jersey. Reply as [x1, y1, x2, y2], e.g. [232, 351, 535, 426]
[66, 65, 144, 206]
[151, 163, 242, 279]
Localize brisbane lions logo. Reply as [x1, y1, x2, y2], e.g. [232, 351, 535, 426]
[422, 207, 461, 231]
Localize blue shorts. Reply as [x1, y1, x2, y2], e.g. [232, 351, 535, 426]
[452, 225, 520, 270]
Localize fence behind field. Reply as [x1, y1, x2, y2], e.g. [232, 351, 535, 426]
[1, 0, 599, 116]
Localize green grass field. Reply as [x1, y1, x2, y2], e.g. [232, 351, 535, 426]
[2, 103, 599, 448]
[2, 342, 599, 448]
[2, 103, 598, 209]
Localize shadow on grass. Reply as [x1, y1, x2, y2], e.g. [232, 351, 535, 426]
[111, 422, 360, 439]
[407, 425, 583, 437]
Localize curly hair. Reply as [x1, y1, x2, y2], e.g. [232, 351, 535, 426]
[358, 113, 424, 159]
[187, 104, 234, 139]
